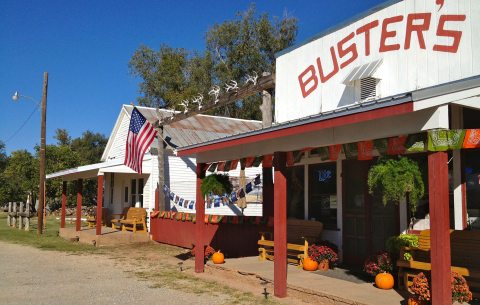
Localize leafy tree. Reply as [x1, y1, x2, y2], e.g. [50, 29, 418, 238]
[206, 5, 297, 119]
[71, 131, 108, 165]
[0, 150, 38, 203]
[54, 128, 71, 146]
[129, 5, 297, 120]
[130, 46, 213, 110]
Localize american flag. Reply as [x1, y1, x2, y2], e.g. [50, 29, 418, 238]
[124, 107, 157, 174]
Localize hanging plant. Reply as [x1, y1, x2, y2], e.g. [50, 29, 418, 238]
[367, 157, 424, 213]
[200, 173, 233, 197]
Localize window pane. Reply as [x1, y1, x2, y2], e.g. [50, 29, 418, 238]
[465, 149, 480, 230]
[138, 179, 144, 195]
[131, 179, 137, 195]
[286, 166, 304, 219]
[308, 162, 337, 229]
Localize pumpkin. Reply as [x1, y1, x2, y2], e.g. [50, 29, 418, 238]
[302, 257, 319, 271]
[375, 272, 394, 290]
[212, 250, 224, 264]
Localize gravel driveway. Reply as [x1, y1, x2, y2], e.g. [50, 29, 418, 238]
[0, 241, 225, 305]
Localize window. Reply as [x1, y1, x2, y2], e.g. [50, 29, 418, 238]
[124, 187, 128, 203]
[138, 178, 144, 208]
[308, 163, 337, 229]
[110, 173, 114, 205]
[130, 178, 144, 208]
[464, 149, 480, 230]
[286, 166, 305, 219]
[131, 179, 137, 207]
[360, 77, 378, 101]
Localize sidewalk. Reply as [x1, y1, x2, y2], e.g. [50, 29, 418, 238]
[211, 256, 407, 305]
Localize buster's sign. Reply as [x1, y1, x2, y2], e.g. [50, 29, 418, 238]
[298, 13, 466, 98]
[275, 0, 480, 123]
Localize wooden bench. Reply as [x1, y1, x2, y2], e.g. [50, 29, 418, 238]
[258, 219, 323, 267]
[86, 208, 110, 228]
[397, 229, 480, 298]
[111, 207, 147, 233]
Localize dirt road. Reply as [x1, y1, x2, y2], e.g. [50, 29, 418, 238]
[0, 241, 226, 305]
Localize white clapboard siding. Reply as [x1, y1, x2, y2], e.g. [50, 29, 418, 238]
[105, 111, 129, 161]
[276, 0, 480, 123]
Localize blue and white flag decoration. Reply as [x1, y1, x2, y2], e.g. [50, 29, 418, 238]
[162, 174, 261, 210]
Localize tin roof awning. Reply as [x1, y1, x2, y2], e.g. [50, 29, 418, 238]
[46, 159, 151, 181]
[342, 59, 382, 85]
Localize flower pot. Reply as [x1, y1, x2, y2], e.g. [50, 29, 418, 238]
[318, 259, 329, 271]
[408, 297, 429, 305]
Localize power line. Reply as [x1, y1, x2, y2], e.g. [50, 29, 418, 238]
[5, 102, 41, 144]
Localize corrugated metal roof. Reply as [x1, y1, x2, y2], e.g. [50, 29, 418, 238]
[123, 105, 262, 148]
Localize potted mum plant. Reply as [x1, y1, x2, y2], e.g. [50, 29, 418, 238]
[308, 243, 339, 271]
[364, 251, 395, 289]
[409, 271, 473, 305]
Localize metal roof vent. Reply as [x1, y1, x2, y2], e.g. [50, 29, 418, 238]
[360, 77, 378, 101]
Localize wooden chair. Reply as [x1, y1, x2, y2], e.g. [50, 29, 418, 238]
[119, 207, 147, 233]
[111, 207, 130, 230]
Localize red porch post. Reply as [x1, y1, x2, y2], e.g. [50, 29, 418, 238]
[76, 179, 83, 232]
[273, 152, 287, 298]
[195, 163, 206, 273]
[428, 152, 451, 305]
[60, 181, 67, 229]
[96, 174, 104, 235]
[263, 155, 274, 219]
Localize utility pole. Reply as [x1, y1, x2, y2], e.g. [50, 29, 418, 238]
[38, 72, 48, 234]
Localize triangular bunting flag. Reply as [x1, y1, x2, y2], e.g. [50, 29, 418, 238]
[244, 156, 255, 167]
[230, 159, 239, 171]
[463, 129, 480, 148]
[245, 182, 253, 194]
[428, 129, 466, 151]
[252, 156, 263, 167]
[286, 151, 295, 166]
[374, 138, 388, 155]
[343, 143, 358, 159]
[224, 160, 232, 172]
[207, 163, 217, 172]
[254, 175, 261, 185]
[328, 145, 341, 161]
[217, 162, 226, 172]
[357, 140, 374, 160]
[387, 136, 407, 155]
[405, 133, 427, 152]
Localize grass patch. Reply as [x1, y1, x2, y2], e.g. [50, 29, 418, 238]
[0, 212, 98, 253]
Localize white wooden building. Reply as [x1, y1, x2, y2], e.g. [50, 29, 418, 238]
[47, 105, 263, 228]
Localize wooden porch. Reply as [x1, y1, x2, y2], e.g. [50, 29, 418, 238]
[59, 226, 150, 247]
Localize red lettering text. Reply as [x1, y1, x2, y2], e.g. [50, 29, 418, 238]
[317, 46, 339, 83]
[298, 65, 318, 98]
[337, 32, 358, 69]
[405, 13, 431, 50]
[356, 20, 379, 56]
[433, 15, 467, 53]
[379, 15, 404, 52]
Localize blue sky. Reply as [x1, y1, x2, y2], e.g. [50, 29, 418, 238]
[0, 0, 386, 154]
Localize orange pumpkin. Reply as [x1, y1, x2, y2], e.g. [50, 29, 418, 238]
[375, 272, 394, 290]
[302, 257, 319, 271]
[211, 250, 224, 264]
